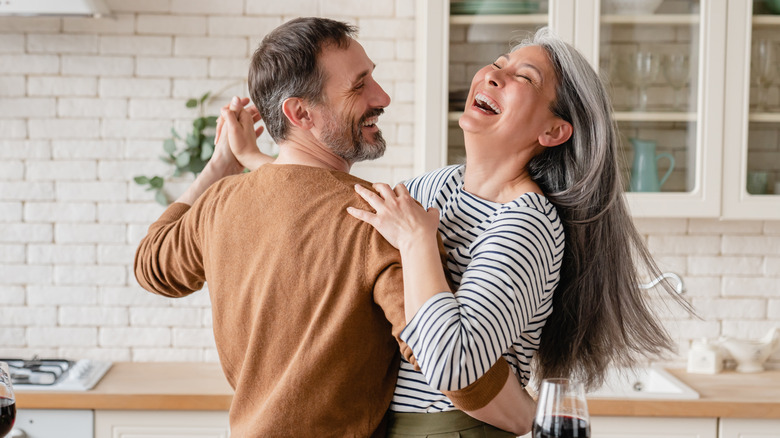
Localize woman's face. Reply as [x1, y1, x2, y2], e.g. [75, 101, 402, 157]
[459, 45, 564, 150]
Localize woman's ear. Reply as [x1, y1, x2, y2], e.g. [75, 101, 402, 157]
[281, 97, 314, 129]
[539, 120, 573, 147]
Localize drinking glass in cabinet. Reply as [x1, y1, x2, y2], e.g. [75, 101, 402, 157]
[751, 39, 777, 111]
[662, 53, 690, 111]
[616, 50, 661, 111]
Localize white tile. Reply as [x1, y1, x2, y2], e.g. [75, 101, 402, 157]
[29, 327, 98, 347]
[99, 327, 171, 347]
[28, 243, 97, 263]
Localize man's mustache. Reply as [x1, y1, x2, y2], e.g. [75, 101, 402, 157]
[359, 108, 384, 125]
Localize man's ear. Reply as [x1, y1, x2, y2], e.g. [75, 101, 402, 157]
[281, 97, 314, 129]
[538, 119, 573, 147]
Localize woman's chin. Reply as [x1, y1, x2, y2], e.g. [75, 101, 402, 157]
[458, 114, 490, 134]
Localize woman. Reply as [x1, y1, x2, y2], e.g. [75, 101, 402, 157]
[221, 27, 688, 437]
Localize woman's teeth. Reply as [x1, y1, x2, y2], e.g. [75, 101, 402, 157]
[474, 93, 501, 114]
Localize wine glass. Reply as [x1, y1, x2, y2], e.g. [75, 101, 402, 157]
[0, 362, 16, 438]
[617, 50, 660, 111]
[752, 39, 776, 112]
[533, 378, 590, 438]
[662, 53, 690, 111]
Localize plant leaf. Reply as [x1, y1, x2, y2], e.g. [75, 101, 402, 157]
[155, 190, 168, 206]
[193, 118, 205, 131]
[200, 92, 211, 104]
[204, 116, 218, 127]
[186, 132, 200, 148]
[163, 138, 176, 155]
[171, 128, 181, 139]
[186, 98, 198, 108]
[200, 143, 214, 161]
[134, 175, 150, 185]
[176, 151, 191, 167]
[149, 176, 164, 189]
[188, 158, 207, 175]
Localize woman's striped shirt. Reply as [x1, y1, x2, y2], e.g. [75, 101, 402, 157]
[390, 164, 565, 412]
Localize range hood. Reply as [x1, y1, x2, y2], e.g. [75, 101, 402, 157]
[0, 0, 111, 17]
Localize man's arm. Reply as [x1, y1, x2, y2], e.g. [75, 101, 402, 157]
[134, 101, 245, 296]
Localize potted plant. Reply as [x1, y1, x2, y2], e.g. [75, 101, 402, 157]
[134, 91, 218, 205]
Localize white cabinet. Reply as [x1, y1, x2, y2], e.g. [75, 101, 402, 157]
[591, 416, 717, 438]
[720, 418, 780, 438]
[415, 0, 780, 219]
[721, 2, 780, 218]
[93, 410, 230, 438]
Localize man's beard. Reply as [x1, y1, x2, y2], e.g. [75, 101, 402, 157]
[320, 107, 387, 163]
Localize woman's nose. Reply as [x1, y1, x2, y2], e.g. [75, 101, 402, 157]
[484, 69, 502, 87]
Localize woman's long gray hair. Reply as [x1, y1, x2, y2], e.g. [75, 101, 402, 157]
[518, 27, 691, 390]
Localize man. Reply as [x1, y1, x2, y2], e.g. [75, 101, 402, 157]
[135, 17, 514, 437]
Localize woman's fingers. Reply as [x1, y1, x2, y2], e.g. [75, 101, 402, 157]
[393, 183, 411, 197]
[353, 183, 385, 210]
[346, 206, 378, 227]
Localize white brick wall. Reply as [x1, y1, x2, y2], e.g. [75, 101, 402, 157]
[0, 1, 778, 373]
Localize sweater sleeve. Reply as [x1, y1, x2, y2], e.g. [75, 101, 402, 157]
[134, 202, 207, 297]
[400, 205, 563, 392]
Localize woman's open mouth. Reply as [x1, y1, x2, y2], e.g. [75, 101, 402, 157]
[473, 92, 502, 115]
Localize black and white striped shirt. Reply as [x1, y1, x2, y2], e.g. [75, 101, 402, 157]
[390, 165, 565, 412]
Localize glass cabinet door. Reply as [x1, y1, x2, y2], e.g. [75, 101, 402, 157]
[415, 0, 732, 218]
[722, 0, 780, 219]
[446, 1, 550, 164]
[414, 0, 556, 174]
[573, 0, 726, 217]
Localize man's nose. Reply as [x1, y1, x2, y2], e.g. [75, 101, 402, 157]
[370, 80, 391, 108]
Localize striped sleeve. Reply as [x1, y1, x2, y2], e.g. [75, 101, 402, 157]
[404, 165, 462, 209]
[400, 200, 564, 391]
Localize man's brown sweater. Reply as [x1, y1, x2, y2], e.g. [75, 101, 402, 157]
[134, 164, 507, 437]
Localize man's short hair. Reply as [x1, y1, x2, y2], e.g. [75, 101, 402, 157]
[248, 17, 358, 143]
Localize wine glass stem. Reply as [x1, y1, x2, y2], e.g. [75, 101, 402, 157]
[639, 86, 648, 111]
[673, 86, 683, 111]
[756, 86, 768, 112]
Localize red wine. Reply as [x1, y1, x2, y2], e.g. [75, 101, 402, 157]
[0, 396, 15, 437]
[533, 414, 590, 438]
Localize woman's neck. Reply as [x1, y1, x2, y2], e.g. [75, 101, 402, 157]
[462, 139, 542, 203]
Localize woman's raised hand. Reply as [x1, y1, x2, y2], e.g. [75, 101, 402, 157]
[216, 96, 274, 171]
[347, 183, 440, 251]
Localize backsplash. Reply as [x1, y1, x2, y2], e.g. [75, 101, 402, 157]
[1, 0, 779, 370]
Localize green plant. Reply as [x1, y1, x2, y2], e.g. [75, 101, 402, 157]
[134, 92, 218, 205]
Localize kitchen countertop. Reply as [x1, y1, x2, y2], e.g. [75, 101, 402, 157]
[15, 362, 233, 411]
[15, 363, 780, 417]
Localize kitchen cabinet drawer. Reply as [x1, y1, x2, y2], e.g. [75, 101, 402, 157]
[94, 410, 229, 438]
[591, 416, 717, 438]
[720, 418, 780, 438]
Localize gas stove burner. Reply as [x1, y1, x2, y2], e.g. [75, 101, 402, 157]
[0, 357, 112, 391]
[5, 357, 74, 385]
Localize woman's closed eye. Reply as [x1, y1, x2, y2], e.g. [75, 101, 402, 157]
[491, 62, 535, 83]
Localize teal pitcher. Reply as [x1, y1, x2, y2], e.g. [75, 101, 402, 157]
[629, 138, 675, 192]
